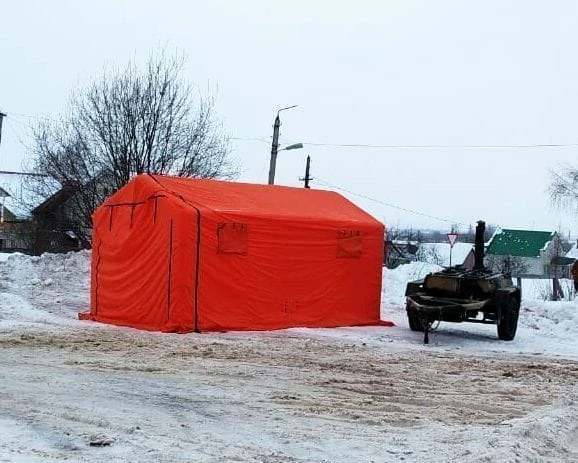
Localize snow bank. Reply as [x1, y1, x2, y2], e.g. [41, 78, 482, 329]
[381, 261, 441, 307]
[522, 299, 577, 337]
[0, 250, 91, 331]
[0, 250, 576, 358]
[2, 250, 90, 290]
[520, 277, 576, 301]
[0, 292, 63, 327]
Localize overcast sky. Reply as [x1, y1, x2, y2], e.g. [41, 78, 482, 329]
[2, 1, 578, 235]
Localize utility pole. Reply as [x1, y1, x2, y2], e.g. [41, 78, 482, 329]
[267, 105, 298, 185]
[267, 113, 281, 185]
[0, 111, 6, 147]
[0, 111, 8, 225]
[300, 155, 312, 188]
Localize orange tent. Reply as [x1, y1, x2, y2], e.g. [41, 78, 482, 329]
[80, 174, 387, 332]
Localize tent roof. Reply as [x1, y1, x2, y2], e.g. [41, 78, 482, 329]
[144, 174, 381, 224]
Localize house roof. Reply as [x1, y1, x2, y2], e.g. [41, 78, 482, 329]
[486, 229, 555, 258]
[418, 242, 474, 267]
[0, 172, 35, 219]
[0, 172, 60, 219]
[390, 240, 420, 246]
[32, 181, 79, 215]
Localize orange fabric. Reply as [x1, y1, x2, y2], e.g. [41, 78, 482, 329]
[80, 174, 387, 332]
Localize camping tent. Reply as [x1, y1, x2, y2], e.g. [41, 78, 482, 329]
[80, 174, 385, 332]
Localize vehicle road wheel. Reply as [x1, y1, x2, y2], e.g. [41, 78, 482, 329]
[497, 297, 520, 341]
[406, 305, 424, 332]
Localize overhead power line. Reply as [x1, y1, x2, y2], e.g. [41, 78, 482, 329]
[232, 137, 578, 150]
[6, 115, 33, 130]
[303, 142, 578, 149]
[9, 112, 57, 123]
[315, 178, 470, 227]
[5, 119, 30, 150]
[8, 116, 578, 150]
[8, 112, 578, 149]
[230, 137, 271, 144]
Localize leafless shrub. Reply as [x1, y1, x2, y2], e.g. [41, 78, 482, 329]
[415, 244, 444, 266]
[485, 254, 529, 277]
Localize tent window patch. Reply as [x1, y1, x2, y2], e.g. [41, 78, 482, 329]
[337, 230, 363, 258]
[217, 222, 248, 255]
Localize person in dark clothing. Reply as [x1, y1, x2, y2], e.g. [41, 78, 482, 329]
[572, 260, 578, 291]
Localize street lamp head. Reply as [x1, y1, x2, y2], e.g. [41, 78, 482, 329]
[281, 143, 303, 151]
[277, 105, 298, 116]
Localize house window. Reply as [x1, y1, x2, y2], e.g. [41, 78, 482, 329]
[337, 230, 362, 258]
[217, 223, 248, 255]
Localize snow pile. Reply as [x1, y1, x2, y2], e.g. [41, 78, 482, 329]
[521, 278, 576, 301]
[0, 292, 62, 327]
[0, 250, 91, 330]
[381, 261, 441, 307]
[2, 250, 91, 290]
[522, 300, 577, 336]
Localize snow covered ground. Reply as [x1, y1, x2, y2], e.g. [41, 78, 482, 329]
[0, 253, 577, 462]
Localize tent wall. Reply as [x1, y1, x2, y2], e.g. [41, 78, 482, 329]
[196, 211, 384, 331]
[88, 180, 200, 332]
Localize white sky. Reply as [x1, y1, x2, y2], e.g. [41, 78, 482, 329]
[2, 0, 578, 234]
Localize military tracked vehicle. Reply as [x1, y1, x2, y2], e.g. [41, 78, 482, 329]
[405, 221, 521, 344]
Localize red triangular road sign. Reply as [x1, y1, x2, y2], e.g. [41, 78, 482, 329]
[447, 232, 459, 247]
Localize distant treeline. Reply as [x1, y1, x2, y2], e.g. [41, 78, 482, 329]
[388, 224, 498, 243]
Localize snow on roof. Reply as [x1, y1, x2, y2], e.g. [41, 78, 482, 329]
[0, 172, 28, 218]
[418, 242, 474, 267]
[566, 243, 578, 259]
[0, 172, 60, 219]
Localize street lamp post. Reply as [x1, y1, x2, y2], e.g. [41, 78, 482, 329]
[0, 111, 6, 148]
[267, 105, 301, 185]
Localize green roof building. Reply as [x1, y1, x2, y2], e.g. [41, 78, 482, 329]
[486, 229, 555, 258]
[485, 229, 571, 278]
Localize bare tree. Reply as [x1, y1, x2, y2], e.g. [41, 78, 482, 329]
[485, 254, 529, 277]
[26, 51, 237, 245]
[549, 165, 578, 211]
[415, 243, 444, 266]
[485, 223, 498, 240]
